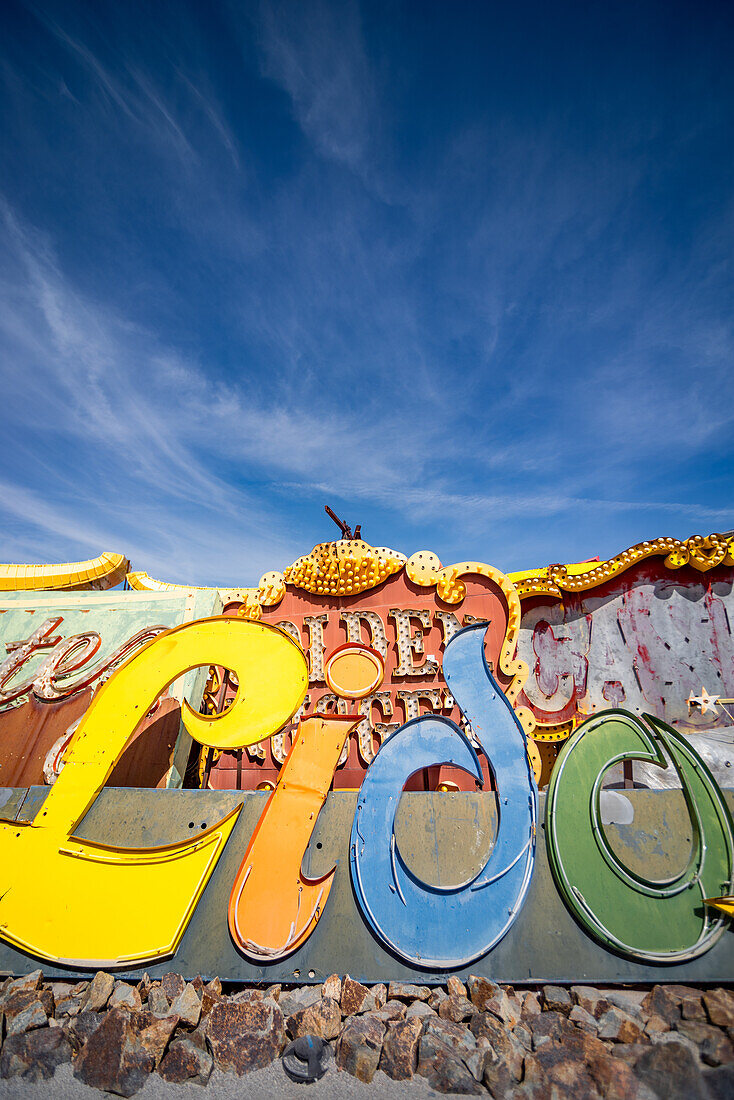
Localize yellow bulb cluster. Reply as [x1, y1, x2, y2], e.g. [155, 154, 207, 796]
[284, 540, 407, 596]
[515, 532, 734, 600]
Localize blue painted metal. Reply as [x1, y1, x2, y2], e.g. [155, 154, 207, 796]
[349, 623, 537, 968]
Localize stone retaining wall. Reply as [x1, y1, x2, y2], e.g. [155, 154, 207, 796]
[1, 970, 733, 1096]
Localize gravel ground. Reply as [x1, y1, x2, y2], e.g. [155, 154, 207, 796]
[0, 1060, 442, 1099]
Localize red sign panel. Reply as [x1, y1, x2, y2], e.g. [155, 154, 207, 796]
[208, 568, 523, 791]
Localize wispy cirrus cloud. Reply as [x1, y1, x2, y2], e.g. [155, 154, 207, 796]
[0, 1, 731, 582]
[256, 0, 376, 172]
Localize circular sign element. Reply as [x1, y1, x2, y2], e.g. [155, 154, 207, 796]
[324, 643, 384, 699]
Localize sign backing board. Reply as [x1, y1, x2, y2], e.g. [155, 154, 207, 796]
[0, 787, 732, 984]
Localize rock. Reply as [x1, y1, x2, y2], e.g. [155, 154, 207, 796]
[380, 1016, 423, 1080]
[406, 1000, 437, 1021]
[497, 991, 522, 1027]
[0, 1027, 71, 1081]
[73, 1007, 154, 1097]
[388, 981, 431, 1002]
[200, 987, 223, 1018]
[3, 988, 53, 1035]
[80, 971, 115, 1013]
[528, 1009, 576, 1049]
[264, 983, 281, 1002]
[464, 1035, 490, 1081]
[48, 980, 83, 1004]
[161, 972, 186, 1002]
[447, 975, 467, 998]
[603, 989, 646, 1018]
[634, 1039, 708, 1100]
[170, 983, 201, 1029]
[466, 976, 521, 1026]
[65, 1010, 106, 1052]
[676, 1019, 734, 1066]
[663, 984, 700, 1002]
[466, 975, 501, 1011]
[206, 998, 285, 1074]
[205, 976, 222, 996]
[336, 1014, 385, 1083]
[596, 1006, 646, 1044]
[514, 1022, 533, 1051]
[186, 1021, 209, 1051]
[680, 992, 706, 1021]
[341, 975, 376, 1015]
[148, 987, 171, 1017]
[55, 994, 84, 1017]
[417, 1020, 481, 1095]
[367, 1000, 407, 1023]
[424, 1051, 483, 1094]
[3, 970, 43, 997]
[610, 1042, 653, 1066]
[570, 1004, 600, 1033]
[231, 988, 264, 1004]
[528, 1039, 603, 1100]
[279, 986, 320, 1018]
[572, 985, 612, 1019]
[158, 1037, 213, 1084]
[469, 1012, 524, 1080]
[109, 982, 143, 1012]
[644, 1013, 671, 1035]
[371, 983, 387, 1007]
[705, 988, 734, 1028]
[287, 996, 341, 1040]
[438, 994, 474, 1023]
[543, 984, 573, 1016]
[322, 973, 341, 1001]
[137, 1014, 179, 1067]
[521, 990, 542, 1018]
[586, 1050, 659, 1100]
[641, 984, 681, 1026]
[136, 973, 151, 1002]
[423, 1015, 478, 1062]
[704, 1063, 734, 1100]
[650, 1028, 701, 1060]
[428, 988, 448, 1010]
[482, 1042, 515, 1098]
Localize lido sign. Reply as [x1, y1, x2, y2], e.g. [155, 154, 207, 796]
[0, 615, 732, 977]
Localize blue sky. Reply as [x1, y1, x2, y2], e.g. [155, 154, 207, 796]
[1, 0, 732, 586]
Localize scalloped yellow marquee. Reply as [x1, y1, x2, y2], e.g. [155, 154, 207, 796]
[3, 531, 731, 608]
[0, 552, 129, 592]
[124, 530, 734, 612]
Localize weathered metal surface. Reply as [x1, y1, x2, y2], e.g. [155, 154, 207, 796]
[517, 563, 734, 782]
[546, 711, 734, 961]
[518, 566, 734, 733]
[229, 714, 359, 960]
[0, 589, 220, 790]
[350, 625, 536, 967]
[0, 787, 732, 983]
[0, 617, 310, 968]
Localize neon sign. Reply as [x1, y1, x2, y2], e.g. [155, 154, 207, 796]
[0, 614, 731, 973]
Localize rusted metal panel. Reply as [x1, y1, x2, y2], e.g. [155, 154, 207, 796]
[0, 787, 732, 984]
[517, 562, 734, 783]
[0, 589, 220, 792]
